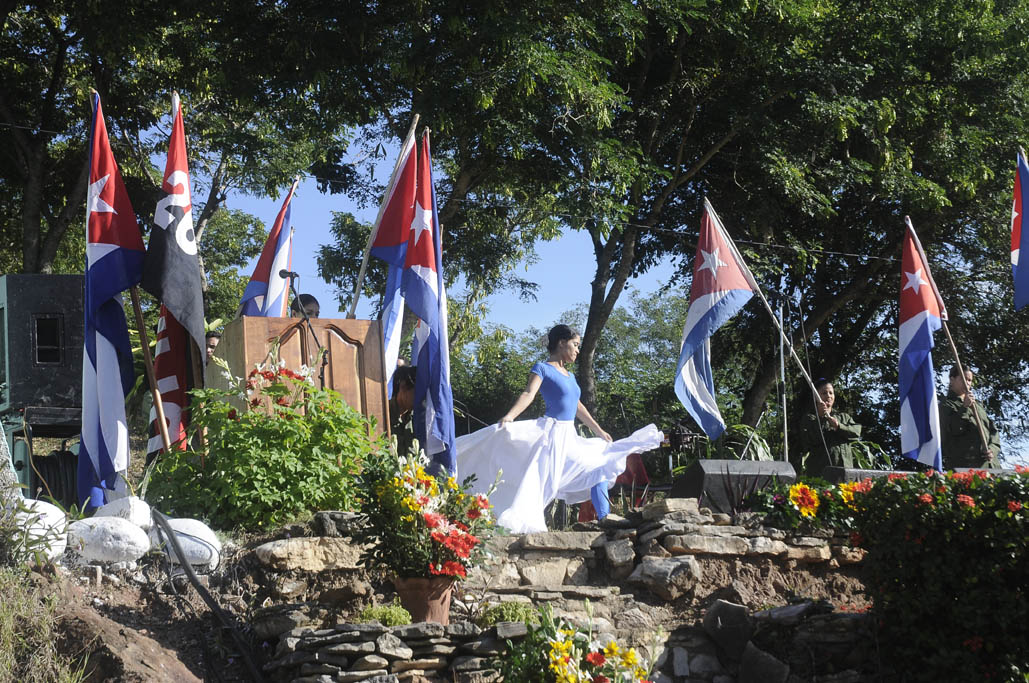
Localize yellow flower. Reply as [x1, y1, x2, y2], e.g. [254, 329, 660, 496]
[447, 477, 459, 491]
[838, 482, 858, 508]
[789, 482, 820, 517]
[620, 648, 640, 667]
[603, 641, 621, 658]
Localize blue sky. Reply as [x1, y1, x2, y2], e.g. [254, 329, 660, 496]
[227, 176, 683, 333]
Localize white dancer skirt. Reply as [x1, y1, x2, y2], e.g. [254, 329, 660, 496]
[455, 418, 663, 533]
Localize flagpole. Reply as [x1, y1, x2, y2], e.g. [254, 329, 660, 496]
[705, 198, 821, 398]
[905, 217, 994, 465]
[347, 113, 420, 319]
[130, 287, 174, 454]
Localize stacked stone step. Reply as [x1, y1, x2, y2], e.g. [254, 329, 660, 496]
[264, 620, 529, 683]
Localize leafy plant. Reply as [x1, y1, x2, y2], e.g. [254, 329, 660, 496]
[148, 359, 384, 530]
[476, 602, 541, 629]
[495, 603, 660, 683]
[358, 599, 411, 627]
[746, 477, 864, 531]
[353, 449, 497, 580]
[849, 468, 1029, 682]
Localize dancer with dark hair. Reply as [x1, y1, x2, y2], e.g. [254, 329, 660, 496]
[456, 324, 662, 533]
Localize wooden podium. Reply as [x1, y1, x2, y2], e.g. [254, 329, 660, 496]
[206, 317, 390, 436]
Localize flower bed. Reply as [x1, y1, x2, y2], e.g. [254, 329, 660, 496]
[749, 467, 1029, 682]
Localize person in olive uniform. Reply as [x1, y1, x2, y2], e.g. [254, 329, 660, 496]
[940, 366, 1000, 469]
[793, 379, 862, 477]
[389, 364, 417, 456]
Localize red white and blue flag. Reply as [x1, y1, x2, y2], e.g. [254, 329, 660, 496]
[1011, 151, 1029, 311]
[899, 218, 945, 470]
[369, 130, 418, 393]
[238, 178, 298, 317]
[402, 131, 456, 473]
[675, 199, 756, 440]
[78, 93, 145, 508]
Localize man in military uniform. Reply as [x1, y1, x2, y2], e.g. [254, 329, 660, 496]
[940, 366, 1000, 469]
[389, 364, 417, 456]
[793, 379, 863, 477]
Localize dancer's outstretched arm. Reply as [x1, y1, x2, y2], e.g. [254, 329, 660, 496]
[576, 402, 612, 442]
[499, 373, 543, 426]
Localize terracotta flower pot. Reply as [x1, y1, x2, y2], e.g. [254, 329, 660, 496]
[393, 576, 455, 624]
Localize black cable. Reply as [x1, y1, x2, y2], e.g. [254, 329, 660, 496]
[151, 510, 264, 682]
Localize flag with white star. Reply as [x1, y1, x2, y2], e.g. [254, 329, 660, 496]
[899, 217, 944, 470]
[79, 92, 145, 508]
[1012, 151, 1029, 311]
[238, 178, 298, 318]
[367, 128, 418, 394]
[674, 199, 756, 440]
[402, 130, 456, 474]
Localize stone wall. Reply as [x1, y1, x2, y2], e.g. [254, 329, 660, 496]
[253, 499, 881, 682]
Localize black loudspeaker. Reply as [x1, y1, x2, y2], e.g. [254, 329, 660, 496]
[0, 274, 84, 414]
[820, 467, 895, 483]
[671, 459, 797, 514]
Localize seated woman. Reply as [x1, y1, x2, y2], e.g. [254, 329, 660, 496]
[455, 325, 662, 533]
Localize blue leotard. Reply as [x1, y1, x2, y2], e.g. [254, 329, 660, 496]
[531, 362, 580, 421]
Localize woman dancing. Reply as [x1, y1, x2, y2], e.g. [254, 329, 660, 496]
[455, 324, 662, 533]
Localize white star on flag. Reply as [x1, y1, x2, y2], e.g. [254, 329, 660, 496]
[904, 268, 927, 294]
[698, 247, 727, 276]
[88, 174, 117, 215]
[410, 201, 431, 247]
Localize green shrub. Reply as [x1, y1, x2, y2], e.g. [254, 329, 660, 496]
[148, 360, 386, 530]
[0, 568, 86, 682]
[358, 599, 411, 626]
[476, 601, 541, 628]
[851, 469, 1028, 682]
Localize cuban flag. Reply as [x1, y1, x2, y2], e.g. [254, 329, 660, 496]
[238, 178, 298, 317]
[899, 217, 945, 470]
[369, 130, 418, 394]
[675, 199, 756, 440]
[1012, 151, 1029, 311]
[402, 131, 456, 473]
[79, 93, 145, 508]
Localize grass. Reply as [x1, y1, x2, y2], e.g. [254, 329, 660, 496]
[0, 568, 86, 682]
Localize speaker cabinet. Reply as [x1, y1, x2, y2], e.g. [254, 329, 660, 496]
[671, 459, 797, 514]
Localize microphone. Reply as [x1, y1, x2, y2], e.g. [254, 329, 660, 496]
[279, 269, 299, 279]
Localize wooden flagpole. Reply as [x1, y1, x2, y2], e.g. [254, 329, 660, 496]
[905, 217, 994, 465]
[346, 114, 420, 319]
[130, 287, 174, 454]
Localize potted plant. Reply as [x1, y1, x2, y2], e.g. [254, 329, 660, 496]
[355, 450, 496, 624]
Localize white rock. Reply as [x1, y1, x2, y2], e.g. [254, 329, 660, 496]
[94, 496, 152, 531]
[11, 498, 67, 560]
[68, 517, 151, 564]
[149, 518, 221, 570]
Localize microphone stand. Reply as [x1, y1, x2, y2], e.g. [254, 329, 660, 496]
[285, 274, 328, 389]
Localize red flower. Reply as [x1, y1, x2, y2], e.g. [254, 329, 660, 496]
[474, 494, 490, 509]
[467, 507, 482, 520]
[454, 522, 469, 532]
[963, 636, 984, 652]
[429, 560, 467, 578]
[917, 493, 933, 505]
[1015, 464, 1029, 474]
[423, 512, 445, 528]
[276, 396, 289, 406]
[853, 479, 873, 493]
[1008, 500, 1023, 512]
[887, 473, 907, 482]
[849, 531, 863, 547]
[956, 494, 975, 508]
[594, 676, 610, 683]
[585, 651, 606, 667]
[227, 409, 238, 420]
[250, 398, 262, 408]
[261, 370, 276, 381]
